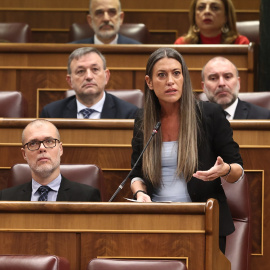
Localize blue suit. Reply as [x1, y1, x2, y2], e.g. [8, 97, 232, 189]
[40, 92, 138, 119]
[70, 34, 141, 44]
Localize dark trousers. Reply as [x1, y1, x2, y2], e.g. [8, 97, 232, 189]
[219, 236, 227, 254]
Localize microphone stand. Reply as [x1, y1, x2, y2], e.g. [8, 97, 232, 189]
[109, 122, 161, 202]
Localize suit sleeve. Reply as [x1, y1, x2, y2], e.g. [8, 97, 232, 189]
[130, 110, 144, 180]
[204, 102, 243, 166]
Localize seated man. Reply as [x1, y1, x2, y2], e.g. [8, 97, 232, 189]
[0, 119, 101, 201]
[71, 0, 141, 44]
[40, 47, 138, 119]
[201, 56, 270, 119]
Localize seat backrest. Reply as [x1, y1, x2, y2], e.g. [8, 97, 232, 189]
[87, 259, 187, 270]
[0, 91, 27, 117]
[238, 92, 270, 110]
[69, 22, 148, 43]
[222, 174, 251, 270]
[9, 163, 106, 201]
[197, 91, 270, 110]
[0, 23, 32, 43]
[0, 255, 70, 270]
[236, 20, 259, 44]
[65, 89, 144, 108]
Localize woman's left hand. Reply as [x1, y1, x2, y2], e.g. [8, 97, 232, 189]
[192, 156, 229, 182]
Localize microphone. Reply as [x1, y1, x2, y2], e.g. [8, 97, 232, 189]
[109, 121, 161, 202]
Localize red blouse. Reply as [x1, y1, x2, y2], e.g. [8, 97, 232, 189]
[174, 33, 250, 45]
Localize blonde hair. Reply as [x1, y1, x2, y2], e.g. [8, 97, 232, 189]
[142, 48, 200, 187]
[184, 0, 238, 44]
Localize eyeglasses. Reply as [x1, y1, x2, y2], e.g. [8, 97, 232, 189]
[23, 138, 60, 151]
[94, 8, 118, 18]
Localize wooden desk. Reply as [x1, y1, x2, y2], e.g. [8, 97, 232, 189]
[0, 200, 229, 270]
[0, 118, 268, 270]
[0, 43, 255, 117]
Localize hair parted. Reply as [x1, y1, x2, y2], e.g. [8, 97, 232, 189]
[142, 47, 199, 186]
[67, 47, 107, 74]
[184, 0, 239, 44]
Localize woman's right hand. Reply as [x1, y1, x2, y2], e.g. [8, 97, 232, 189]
[136, 192, 152, 202]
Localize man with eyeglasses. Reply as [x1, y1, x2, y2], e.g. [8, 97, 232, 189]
[0, 119, 101, 202]
[71, 0, 141, 44]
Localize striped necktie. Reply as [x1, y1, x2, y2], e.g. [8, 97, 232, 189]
[37, 186, 51, 201]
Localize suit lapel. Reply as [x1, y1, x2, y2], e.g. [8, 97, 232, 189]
[234, 99, 248, 119]
[56, 176, 71, 201]
[17, 182, 32, 201]
[64, 96, 78, 118]
[100, 92, 116, 118]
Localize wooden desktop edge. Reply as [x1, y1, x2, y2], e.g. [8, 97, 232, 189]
[0, 43, 254, 54]
[0, 118, 270, 130]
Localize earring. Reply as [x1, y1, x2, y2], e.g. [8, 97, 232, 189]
[192, 25, 200, 33]
[221, 24, 229, 34]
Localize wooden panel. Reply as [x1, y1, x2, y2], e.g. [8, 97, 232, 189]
[0, 232, 79, 269]
[0, 119, 268, 270]
[0, 0, 260, 44]
[0, 200, 230, 270]
[0, 44, 255, 117]
[0, 0, 260, 10]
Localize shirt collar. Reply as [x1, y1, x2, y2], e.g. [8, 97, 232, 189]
[225, 98, 239, 120]
[32, 173, 62, 196]
[76, 92, 106, 119]
[94, 34, 118, 44]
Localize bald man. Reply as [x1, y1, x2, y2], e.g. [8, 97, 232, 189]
[0, 119, 101, 202]
[201, 56, 270, 119]
[71, 0, 140, 44]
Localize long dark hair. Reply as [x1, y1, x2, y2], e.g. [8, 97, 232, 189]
[142, 48, 199, 186]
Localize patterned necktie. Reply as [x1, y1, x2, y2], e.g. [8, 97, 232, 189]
[38, 186, 51, 201]
[80, 108, 96, 119]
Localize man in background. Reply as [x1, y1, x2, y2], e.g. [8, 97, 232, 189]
[0, 119, 101, 201]
[71, 0, 141, 44]
[40, 47, 138, 119]
[202, 56, 270, 119]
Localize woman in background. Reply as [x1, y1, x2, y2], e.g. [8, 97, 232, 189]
[130, 47, 244, 254]
[174, 0, 249, 44]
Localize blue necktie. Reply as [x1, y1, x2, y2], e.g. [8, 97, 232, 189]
[38, 186, 51, 201]
[80, 108, 96, 119]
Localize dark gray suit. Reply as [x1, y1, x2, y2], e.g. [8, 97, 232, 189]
[234, 98, 270, 119]
[0, 176, 101, 202]
[70, 34, 141, 44]
[40, 92, 138, 119]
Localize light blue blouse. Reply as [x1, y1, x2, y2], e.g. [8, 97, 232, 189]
[152, 141, 192, 202]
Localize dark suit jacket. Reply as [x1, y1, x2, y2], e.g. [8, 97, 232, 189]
[234, 98, 270, 119]
[0, 176, 101, 202]
[40, 92, 138, 119]
[130, 101, 243, 237]
[70, 34, 141, 44]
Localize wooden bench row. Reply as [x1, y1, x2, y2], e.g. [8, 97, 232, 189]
[0, 118, 268, 270]
[0, 0, 260, 44]
[0, 43, 255, 117]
